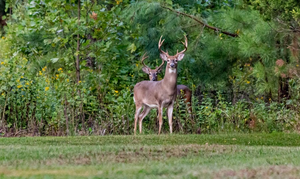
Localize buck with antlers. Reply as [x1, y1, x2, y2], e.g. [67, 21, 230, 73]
[133, 35, 188, 135]
[141, 54, 192, 114]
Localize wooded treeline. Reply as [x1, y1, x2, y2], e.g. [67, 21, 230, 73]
[0, 0, 300, 136]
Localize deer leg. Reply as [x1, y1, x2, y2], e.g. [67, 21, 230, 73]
[138, 109, 145, 119]
[158, 106, 163, 135]
[167, 105, 174, 134]
[134, 105, 142, 135]
[139, 106, 151, 134]
[156, 109, 159, 130]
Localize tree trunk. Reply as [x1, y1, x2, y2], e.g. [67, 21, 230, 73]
[0, 0, 7, 30]
[76, 0, 81, 83]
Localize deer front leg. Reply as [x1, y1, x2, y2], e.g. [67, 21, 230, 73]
[138, 106, 151, 134]
[158, 106, 163, 135]
[134, 105, 142, 135]
[167, 104, 174, 134]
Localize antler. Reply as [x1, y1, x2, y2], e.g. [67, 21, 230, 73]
[155, 58, 165, 72]
[176, 35, 188, 56]
[158, 36, 169, 56]
[142, 52, 165, 72]
[141, 53, 150, 69]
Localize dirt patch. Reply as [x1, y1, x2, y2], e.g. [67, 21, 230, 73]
[43, 144, 237, 165]
[0, 167, 99, 177]
[215, 165, 300, 179]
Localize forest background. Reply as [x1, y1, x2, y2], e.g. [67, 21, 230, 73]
[0, 0, 300, 136]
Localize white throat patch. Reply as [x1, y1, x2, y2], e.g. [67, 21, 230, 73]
[169, 68, 176, 73]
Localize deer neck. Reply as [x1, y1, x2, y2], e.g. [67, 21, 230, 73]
[162, 66, 177, 92]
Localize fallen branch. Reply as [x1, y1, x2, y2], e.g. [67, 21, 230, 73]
[161, 6, 238, 37]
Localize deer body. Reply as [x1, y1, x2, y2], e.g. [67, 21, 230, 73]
[134, 78, 177, 109]
[133, 36, 187, 135]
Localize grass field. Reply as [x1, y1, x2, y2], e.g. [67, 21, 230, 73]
[1, 133, 300, 178]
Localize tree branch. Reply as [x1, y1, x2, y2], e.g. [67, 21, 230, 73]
[161, 5, 238, 37]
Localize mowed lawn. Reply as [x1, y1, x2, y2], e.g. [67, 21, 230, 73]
[1, 133, 300, 178]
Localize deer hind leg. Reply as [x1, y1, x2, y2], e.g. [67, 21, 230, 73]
[158, 106, 163, 135]
[156, 109, 159, 130]
[138, 105, 148, 118]
[138, 106, 151, 134]
[134, 105, 142, 135]
[167, 105, 174, 134]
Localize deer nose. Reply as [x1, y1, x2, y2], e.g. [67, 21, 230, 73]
[150, 75, 156, 81]
[170, 63, 175, 68]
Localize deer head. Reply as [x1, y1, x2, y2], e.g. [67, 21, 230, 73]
[158, 35, 187, 74]
[141, 53, 165, 81]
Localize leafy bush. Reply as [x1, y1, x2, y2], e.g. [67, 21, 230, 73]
[1, 0, 300, 136]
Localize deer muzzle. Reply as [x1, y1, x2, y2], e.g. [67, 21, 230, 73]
[170, 63, 175, 68]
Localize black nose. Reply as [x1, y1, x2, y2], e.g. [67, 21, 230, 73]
[170, 63, 175, 68]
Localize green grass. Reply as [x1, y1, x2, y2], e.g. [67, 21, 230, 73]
[1, 133, 300, 178]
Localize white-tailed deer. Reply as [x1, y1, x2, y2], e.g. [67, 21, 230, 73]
[133, 35, 188, 135]
[141, 57, 192, 114]
[141, 53, 165, 81]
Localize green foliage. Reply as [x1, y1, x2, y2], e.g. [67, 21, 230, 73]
[192, 93, 298, 134]
[246, 0, 300, 23]
[0, 0, 138, 135]
[0, 0, 300, 135]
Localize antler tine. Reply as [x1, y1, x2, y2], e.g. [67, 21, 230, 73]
[155, 57, 165, 72]
[141, 53, 150, 69]
[177, 35, 188, 55]
[158, 35, 168, 55]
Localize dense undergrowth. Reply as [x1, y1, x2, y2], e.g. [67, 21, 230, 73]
[1, 0, 300, 136]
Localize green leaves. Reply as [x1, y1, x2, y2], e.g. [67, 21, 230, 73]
[2, 0, 300, 135]
[50, 58, 59, 63]
[127, 43, 136, 53]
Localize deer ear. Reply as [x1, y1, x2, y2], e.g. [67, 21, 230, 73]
[177, 54, 185, 61]
[142, 67, 150, 74]
[160, 53, 168, 61]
